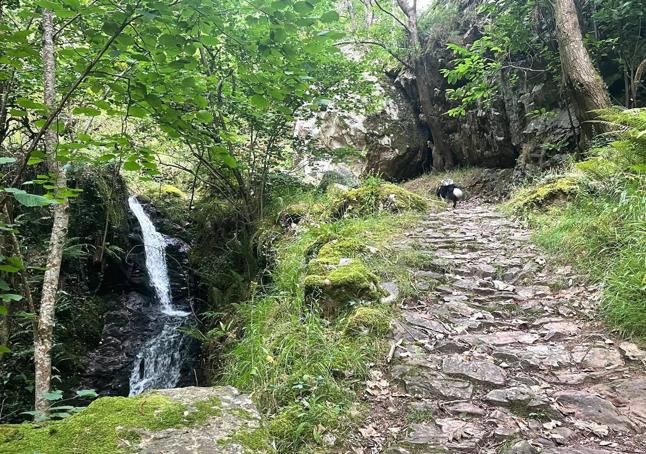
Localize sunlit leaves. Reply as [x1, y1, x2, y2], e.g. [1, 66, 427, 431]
[4, 188, 56, 207]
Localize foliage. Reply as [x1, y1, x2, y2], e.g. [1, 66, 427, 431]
[512, 108, 646, 338]
[218, 181, 425, 452]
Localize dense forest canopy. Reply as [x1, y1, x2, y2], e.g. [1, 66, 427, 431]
[0, 0, 645, 452]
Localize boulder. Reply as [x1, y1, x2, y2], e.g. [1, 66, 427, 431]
[0, 386, 270, 453]
[364, 81, 431, 180]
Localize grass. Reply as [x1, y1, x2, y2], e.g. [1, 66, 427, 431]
[217, 180, 431, 452]
[508, 108, 646, 340]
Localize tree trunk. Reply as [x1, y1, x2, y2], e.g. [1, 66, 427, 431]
[34, 8, 70, 417]
[397, 0, 453, 170]
[554, 0, 611, 138]
[414, 60, 454, 171]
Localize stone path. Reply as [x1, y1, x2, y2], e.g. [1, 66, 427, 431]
[354, 201, 646, 454]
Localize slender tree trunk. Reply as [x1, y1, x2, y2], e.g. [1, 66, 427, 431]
[34, 8, 70, 416]
[554, 0, 611, 138]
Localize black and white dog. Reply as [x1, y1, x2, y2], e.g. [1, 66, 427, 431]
[436, 179, 464, 208]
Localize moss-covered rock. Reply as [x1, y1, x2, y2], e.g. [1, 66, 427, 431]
[304, 259, 383, 317]
[276, 202, 309, 228]
[331, 182, 428, 219]
[344, 306, 391, 336]
[0, 386, 269, 454]
[507, 176, 579, 212]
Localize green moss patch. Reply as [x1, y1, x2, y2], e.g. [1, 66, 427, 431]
[506, 176, 579, 212]
[331, 181, 428, 219]
[344, 306, 391, 336]
[304, 259, 383, 316]
[0, 394, 224, 454]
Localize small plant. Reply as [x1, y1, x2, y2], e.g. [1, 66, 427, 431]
[21, 389, 98, 422]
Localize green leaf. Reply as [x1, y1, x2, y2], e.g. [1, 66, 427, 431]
[196, 110, 213, 123]
[0, 345, 10, 354]
[76, 389, 98, 398]
[4, 188, 56, 207]
[72, 106, 101, 116]
[293, 1, 314, 14]
[0, 306, 7, 315]
[43, 390, 63, 401]
[16, 98, 47, 110]
[249, 95, 268, 109]
[320, 10, 339, 23]
[0, 157, 16, 165]
[0, 293, 22, 302]
[123, 161, 141, 171]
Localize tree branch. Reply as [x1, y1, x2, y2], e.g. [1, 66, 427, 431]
[0, 11, 140, 209]
[336, 40, 413, 70]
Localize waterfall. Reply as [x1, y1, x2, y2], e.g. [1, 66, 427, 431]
[127, 196, 191, 396]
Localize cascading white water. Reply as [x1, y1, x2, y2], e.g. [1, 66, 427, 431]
[127, 196, 190, 396]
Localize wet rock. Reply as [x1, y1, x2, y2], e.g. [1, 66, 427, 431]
[554, 391, 636, 432]
[441, 354, 507, 386]
[135, 386, 267, 453]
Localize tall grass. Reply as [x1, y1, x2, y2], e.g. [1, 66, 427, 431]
[218, 184, 425, 452]
[515, 108, 646, 339]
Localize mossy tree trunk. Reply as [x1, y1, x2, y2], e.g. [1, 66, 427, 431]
[554, 0, 611, 138]
[34, 8, 70, 417]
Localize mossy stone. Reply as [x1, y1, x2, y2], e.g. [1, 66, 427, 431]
[344, 307, 391, 336]
[331, 182, 428, 219]
[304, 259, 382, 317]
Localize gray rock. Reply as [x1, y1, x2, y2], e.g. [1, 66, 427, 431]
[318, 168, 360, 191]
[541, 321, 580, 340]
[484, 385, 548, 408]
[554, 390, 636, 432]
[505, 440, 537, 454]
[619, 341, 646, 362]
[135, 386, 267, 453]
[494, 344, 572, 369]
[442, 354, 507, 386]
[572, 346, 624, 369]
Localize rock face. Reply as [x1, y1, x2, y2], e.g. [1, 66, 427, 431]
[363, 81, 431, 180]
[294, 79, 431, 183]
[0, 386, 269, 453]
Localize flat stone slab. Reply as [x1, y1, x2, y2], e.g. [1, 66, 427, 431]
[441, 354, 507, 386]
[494, 344, 572, 369]
[554, 390, 636, 433]
[484, 385, 548, 408]
[572, 346, 624, 369]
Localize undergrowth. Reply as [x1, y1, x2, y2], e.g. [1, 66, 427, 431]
[508, 108, 646, 339]
[218, 178, 429, 452]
